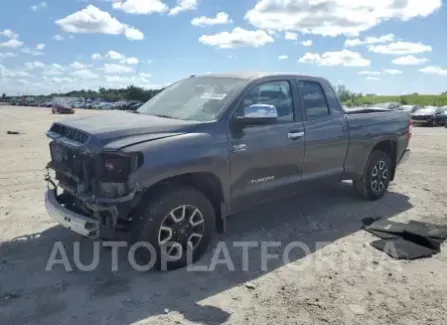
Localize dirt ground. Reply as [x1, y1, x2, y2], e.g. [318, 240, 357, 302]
[0, 106, 446, 325]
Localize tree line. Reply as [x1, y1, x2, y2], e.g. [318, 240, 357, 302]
[1, 85, 163, 103]
[336, 84, 447, 107]
[2, 84, 447, 107]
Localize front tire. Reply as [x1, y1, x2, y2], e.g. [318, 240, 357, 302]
[130, 186, 216, 271]
[353, 150, 392, 200]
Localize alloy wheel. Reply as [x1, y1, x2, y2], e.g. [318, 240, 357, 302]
[370, 160, 388, 194]
[158, 205, 205, 259]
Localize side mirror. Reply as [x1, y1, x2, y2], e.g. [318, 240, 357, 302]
[237, 104, 278, 126]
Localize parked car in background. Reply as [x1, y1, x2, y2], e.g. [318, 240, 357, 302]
[52, 104, 75, 114]
[411, 106, 439, 126]
[372, 102, 402, 110]
[399, 104, 421, 113]
[128, 101, 143, 110]
[434, 106, 447, 126]
[97, 102, 114, 110]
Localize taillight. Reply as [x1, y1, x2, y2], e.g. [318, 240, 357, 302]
[408, 120, 413, 140]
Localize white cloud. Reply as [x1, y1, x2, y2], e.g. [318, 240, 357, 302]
[24, 61, 45, 70]
[55, 5, 144, 41]
[199, 27, 274, 49]
[0, 39, 24, 48]
[384, 69, 402, 75]
[368, 42, 432, 55]
[91, 53, 102, 60]
[31, 1, 47, 12]
[301, 40, 312, 47]
[53, 34, 65, 41]
[169, 0, 197, 16]
[392, 55, 428, 66]
[245, 0, 441, 37]
[52, 64, 65, 70]
[125, 57, 139, 64]
[105, 75, 133, 83]
[70, 61, 91, 69]
[284, 32, 298, 41]
[278, 55, 288, 60]
[6, 70, 31, 78]
[344, 34, 394, 47]
[191, 12, 232, 27]
[298, 50, 370, 67]
[0, 52, 17, 59]
[35, 43, 45, 50]
[47, 77, 74, 84]
[0, 29, 19, 39]
[358, 70, 381, 76]
[92, 51, 139, 65]
[42, 67, 64, 76]
[71, 69, 99, 79]
[106, 50, 125, 60]
[366, 77, 379, 80]
[21, 47, 44, 56]
[112, 0, 168, 15]
[139, 72, 152, 78]
[419, 66, 447, 76]
[104, 63, 133, 74]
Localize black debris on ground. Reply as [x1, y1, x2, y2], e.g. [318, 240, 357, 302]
[6, 131, 21, 135]
[362, 218, 447, 260]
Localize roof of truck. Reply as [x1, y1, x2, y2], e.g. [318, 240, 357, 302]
[199, 71, 326, 82]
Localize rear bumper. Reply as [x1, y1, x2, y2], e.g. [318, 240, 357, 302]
[45, 189, 99, 239]
[398, 149, 410, 166]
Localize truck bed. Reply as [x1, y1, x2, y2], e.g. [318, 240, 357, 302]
[342, 108, 411, 178]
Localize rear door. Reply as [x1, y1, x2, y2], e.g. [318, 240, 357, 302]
[296, 79, 350, 181]
[229, 78, 305, 211]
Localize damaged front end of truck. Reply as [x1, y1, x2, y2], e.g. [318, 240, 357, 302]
[44, 122, 146, 239]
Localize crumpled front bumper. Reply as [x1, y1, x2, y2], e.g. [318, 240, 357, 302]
[45, 189, 99, 239]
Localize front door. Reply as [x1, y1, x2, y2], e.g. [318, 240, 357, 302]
[228, 79, 305, 212]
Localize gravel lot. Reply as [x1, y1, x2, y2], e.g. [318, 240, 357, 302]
[1, 106, 447, 325]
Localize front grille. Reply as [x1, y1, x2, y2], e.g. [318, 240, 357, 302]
[50, 141, 87, 182]
[49, 123, 89, 144]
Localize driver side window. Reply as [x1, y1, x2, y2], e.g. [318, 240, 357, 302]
[238, 81, 294, 123]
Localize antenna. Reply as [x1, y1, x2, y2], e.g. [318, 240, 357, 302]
[131, 61, 142, 87]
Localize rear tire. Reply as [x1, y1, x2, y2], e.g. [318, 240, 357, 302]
[130, 186, 215, 271]
[353, 150, 392, 201]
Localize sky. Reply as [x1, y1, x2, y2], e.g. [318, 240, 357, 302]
[0, 0, 446, 96]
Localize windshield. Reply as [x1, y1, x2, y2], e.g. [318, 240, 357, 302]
[137, 77, 248, 121]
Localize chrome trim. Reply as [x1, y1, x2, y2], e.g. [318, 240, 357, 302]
[244, 104, 278, 118]
[45, 189, 99, 239]
[287, 132, 304, 140]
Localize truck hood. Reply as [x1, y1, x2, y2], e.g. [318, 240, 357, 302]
[48, 111, 200, 151]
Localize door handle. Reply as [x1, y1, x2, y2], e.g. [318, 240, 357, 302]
[287, 131, 304, 140]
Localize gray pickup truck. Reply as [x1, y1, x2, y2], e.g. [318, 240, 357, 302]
[45, 72, 411, 269]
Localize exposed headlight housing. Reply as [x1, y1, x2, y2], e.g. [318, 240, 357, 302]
[98, 152, 143, 182]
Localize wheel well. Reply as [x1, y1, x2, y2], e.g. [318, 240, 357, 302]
[144, 172, 225, 216]
[371, 140, 397, 180]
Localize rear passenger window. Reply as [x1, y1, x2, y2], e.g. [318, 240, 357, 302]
[299, 80, 330, 119]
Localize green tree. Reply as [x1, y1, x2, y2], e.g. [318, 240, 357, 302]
[1, 93, 6, 102]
